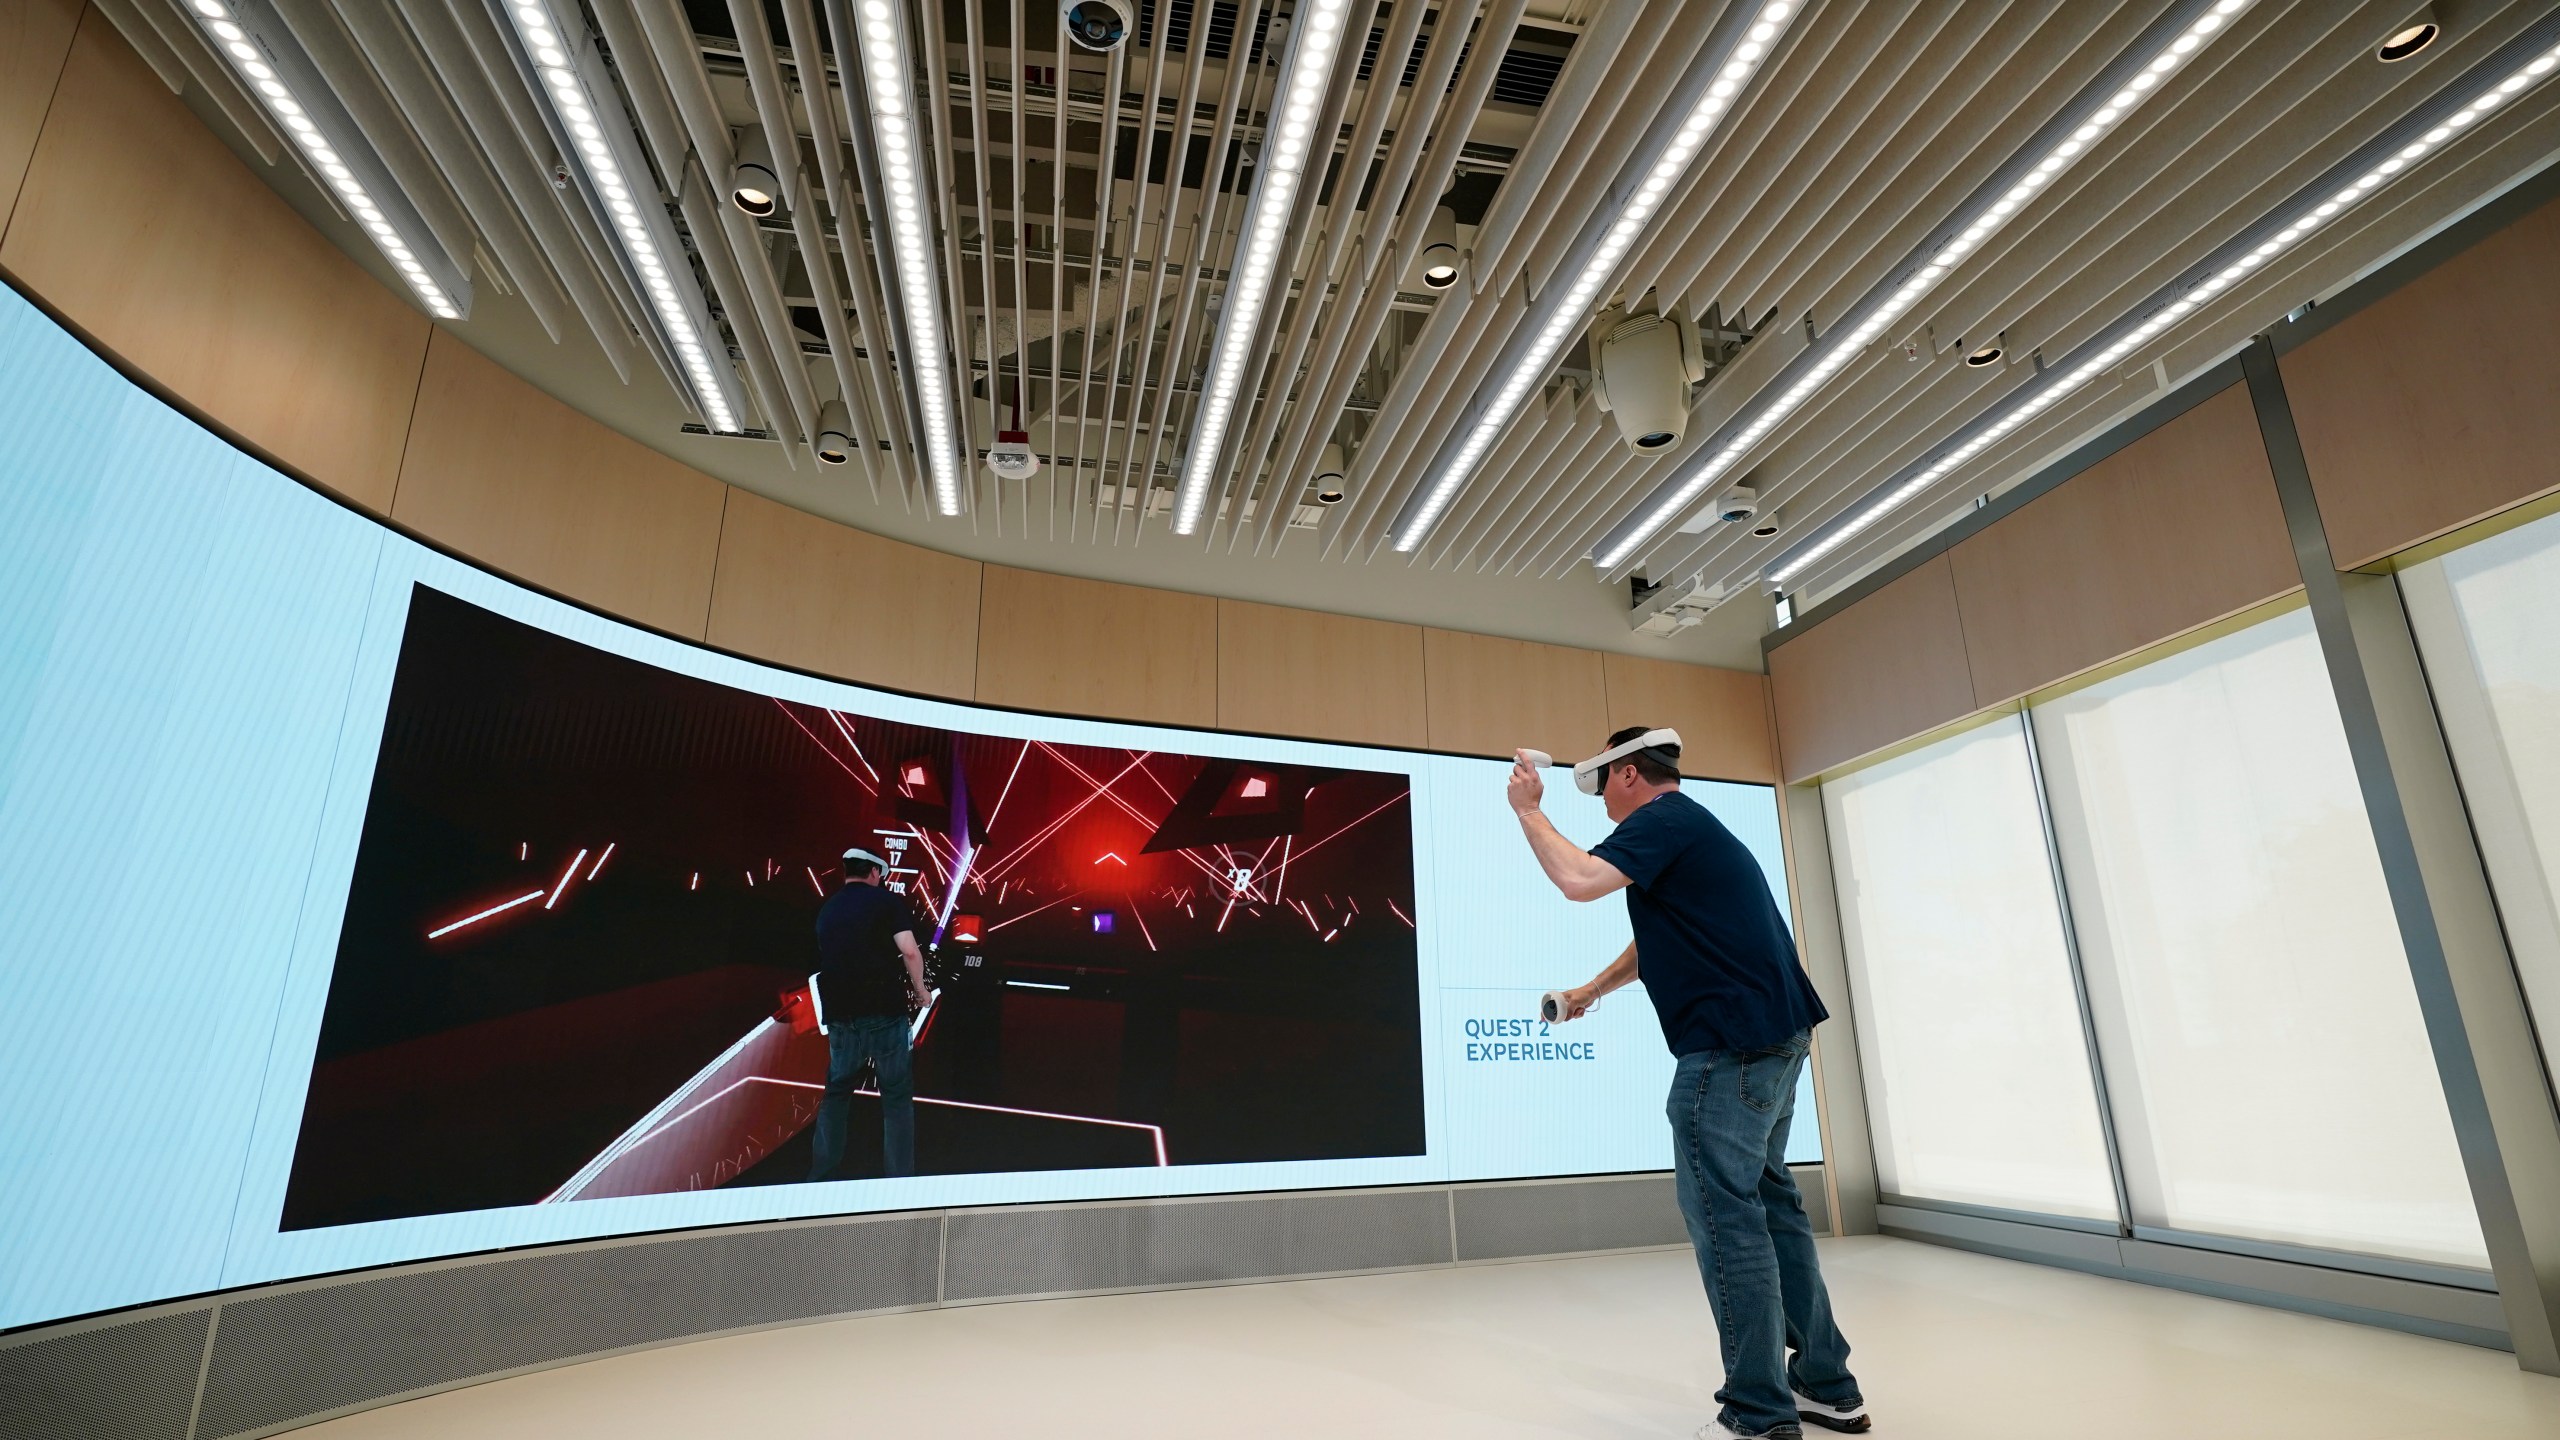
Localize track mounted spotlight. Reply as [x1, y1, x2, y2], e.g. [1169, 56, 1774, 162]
[1312, 442, 1348, 505]
[1415, 206, 1462, 291]
[730, 127, 781, 217]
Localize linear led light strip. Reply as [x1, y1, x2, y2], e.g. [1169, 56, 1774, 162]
[1170, 0, 1354, 536]
[1768, 20, 2560, 588]
[1389, 0, 1800, 552]
[855, 0, 964, 516]
[1587, 0, 2259, 571]
[500, 2, 740, 432]
[181, 0, 466, 319]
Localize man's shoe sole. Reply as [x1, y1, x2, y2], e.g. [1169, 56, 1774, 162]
[1796, 1405, 1871, 1434]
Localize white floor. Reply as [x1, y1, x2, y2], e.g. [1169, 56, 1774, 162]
[299, 1236, 2560, 1438]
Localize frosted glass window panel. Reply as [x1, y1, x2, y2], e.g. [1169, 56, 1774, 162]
[1823, 717, 2118, 1220]
[2405, 513, 2560, 1080]
[2033, 609, 2485, 1267]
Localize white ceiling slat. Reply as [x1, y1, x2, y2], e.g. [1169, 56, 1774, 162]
[1233, 0, 1495, 556]
[1467, 0, 1655, 293]
[1674, 0, 2556, 595]
[1228, 0, 1434, 556]
[1427, 387, 1582, 570]
[1615, 0, 2412, 588]
[1626, 0, 1952, 312]
[1107, 0, 1205, 545]
[199, 0, 2560, 635]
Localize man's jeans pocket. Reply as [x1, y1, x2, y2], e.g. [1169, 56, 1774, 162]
[1738, 1031, 1809, 1113]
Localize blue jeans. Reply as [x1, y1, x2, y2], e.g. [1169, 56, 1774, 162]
[1667, 1031, 1859, 1436]
[807, 1015, 915, 1181]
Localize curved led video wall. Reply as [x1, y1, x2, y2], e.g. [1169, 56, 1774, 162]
[0, 285, 1810, 1333]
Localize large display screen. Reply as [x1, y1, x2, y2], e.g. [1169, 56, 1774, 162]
[0, 284, 1812, 1332]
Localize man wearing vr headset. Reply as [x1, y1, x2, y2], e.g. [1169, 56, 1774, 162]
[806, 846, 931, 1182]
[1510, 727, 1865, 1440]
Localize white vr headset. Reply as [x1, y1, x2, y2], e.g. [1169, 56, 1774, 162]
[1570, 728, 1682, 795]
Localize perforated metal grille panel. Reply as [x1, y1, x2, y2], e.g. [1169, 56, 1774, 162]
[0, 1307, 207, 1440]
[1454, 1174, 1689, 1261]
[192, 1216, 938, 1439]
[3, 1178, 1713, 1439]
[942, 1189, 1454, 1301]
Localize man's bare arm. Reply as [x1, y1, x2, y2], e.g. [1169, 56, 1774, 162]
[1506, 755, 1632, 902]
[1556, 942, 1637, 1020]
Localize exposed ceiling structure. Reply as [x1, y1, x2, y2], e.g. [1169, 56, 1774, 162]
[106, 0, 2560, 646]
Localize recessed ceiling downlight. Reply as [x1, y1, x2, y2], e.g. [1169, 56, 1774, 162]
[2380, 21, 2442, 63]
[1964, 341, 2004, 367]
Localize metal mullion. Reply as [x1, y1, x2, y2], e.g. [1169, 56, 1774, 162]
[2248, 332, 2560, 1373]
[2016, 707, 2140, 1236]
[1878, 1190, 2124, 1239]
[2129, 1222, 2501, 1293]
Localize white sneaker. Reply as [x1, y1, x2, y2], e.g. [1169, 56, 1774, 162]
[1793, 1388, 1872, 1433]
[1696, 1420, 1803, 1440]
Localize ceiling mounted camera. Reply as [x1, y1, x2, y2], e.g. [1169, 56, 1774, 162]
[1592, 308, 1706, 454]
[1716, 481, 1760, 524]
[1062, 0, 1134, 52]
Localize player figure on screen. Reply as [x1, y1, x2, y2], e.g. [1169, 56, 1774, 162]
[806, 847, 933, 1182]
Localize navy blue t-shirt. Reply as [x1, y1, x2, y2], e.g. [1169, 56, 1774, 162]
[814, 883, 916, 1020]
[1588, 789, 1827, 1056]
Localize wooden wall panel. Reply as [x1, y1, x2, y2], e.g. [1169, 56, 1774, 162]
[1, 12, 426, 511]
[974, 566, 1218, 728]
[706, 488, 981, 699]
[1602, 653, 1776, 784]
[2287, 192, 2560, 568]
[1948, 384, 2297, 707]
[393, 332, 725, 637]
[1420, 628, 1610, 763]
[1768, 555, 1976, 783]
[1217, 600, 1428, 748]
[0, 0, 80, 229]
